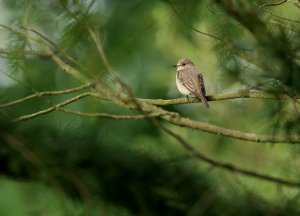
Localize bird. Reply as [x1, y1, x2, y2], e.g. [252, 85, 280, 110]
[173, 58, 209, 108]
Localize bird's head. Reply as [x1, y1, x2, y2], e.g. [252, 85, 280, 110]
[173, 58, 195, 71]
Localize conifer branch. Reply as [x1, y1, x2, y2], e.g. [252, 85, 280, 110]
[258, 0, 287, 8]
[0, 48, 50, 57]
[0, 83, 92, 108]
[13, 92, 92, 122]
[59, 108, 161, 119]
[20, 26, 81, 67]
[42, 44, 88, 83]
[161, 114, 300, 143]
[11, 89, 300, 143]
[88, 28, 127, 92]
[158, 123, 300, 188]
[140, 90, 297, 106]
[257, 3, 300, 23]
[167, 1, 222, 40]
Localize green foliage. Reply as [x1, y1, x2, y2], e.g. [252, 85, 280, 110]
[1, 116, 300, 215]
[1, 0, 300, 215]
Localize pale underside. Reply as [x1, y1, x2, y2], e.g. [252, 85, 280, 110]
[176, 75, 191, 95]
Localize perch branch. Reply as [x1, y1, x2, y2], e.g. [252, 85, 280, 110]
[140, 90, 295, 106]
[12, 90, 300, 143]
[90, 90, 300, 143]
[96, 91, 300, 143]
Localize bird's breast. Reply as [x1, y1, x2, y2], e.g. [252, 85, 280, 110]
[176, 72, 191, 95]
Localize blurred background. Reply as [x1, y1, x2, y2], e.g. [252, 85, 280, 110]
[0, 0, 300, 215]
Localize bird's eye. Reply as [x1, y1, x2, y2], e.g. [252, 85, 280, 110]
[182, 63, 185, 66]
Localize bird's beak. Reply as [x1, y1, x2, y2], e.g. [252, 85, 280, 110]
[172, 64, 179, 67]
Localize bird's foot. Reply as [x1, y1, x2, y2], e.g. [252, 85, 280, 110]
[186, 95, 189, 101]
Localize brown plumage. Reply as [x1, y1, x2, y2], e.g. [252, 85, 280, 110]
[174, 58, 209, 108]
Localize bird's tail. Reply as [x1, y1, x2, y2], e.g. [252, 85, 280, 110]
[194, 92, 209, 108]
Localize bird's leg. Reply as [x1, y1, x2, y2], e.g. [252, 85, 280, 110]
[186, 95, 189, 101]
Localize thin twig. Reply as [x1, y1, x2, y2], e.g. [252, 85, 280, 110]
[14, 92, 92, 122]
[0, 25, 88, 83]
[259, 0, 287, 8]
[255, 2, 300, 23]
[167, 1, 222, 40]
[0, 83, 92, 108]
[43, 44, 88, 83]
[87, 28, 154, 127]
[59, 108, 162, 119]
[20, 26, 81, 67]
[0, 48, 50, 57]
[0, 24, 39, 43]
[88, 28, 125, 91]
[0, 68, 35, 91]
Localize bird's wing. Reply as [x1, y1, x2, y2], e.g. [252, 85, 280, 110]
[177, 70, 198, 93]
[197, 73, 206, 95]
[178, 68, 209, 108]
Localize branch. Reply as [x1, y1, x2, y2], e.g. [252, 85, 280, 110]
[257, 3, 300, 23]
[20, 26, 81, 67]
[161, 114, 300, 143]
[0, 83, 92, 108]
[140, 90, 297, 106]
[3, 26, 298, 143]
[158, 123, 300, 188]
[11, 88, 300, 143]
[0, 48, 50, 57]
[93, 90, 300, 143]
[0, 25, 88, 83]
[43, 44, 88, 83]
[59, 108, 162, 119]
[259, 0, 287, 8]
[100, 92, 300, 143]
[88, 28, 126, 92]
[88, 28, 154, 126]
[167, 1, 222, 40]
[0, 24, 39, 43]
[14, 92, 92, 122]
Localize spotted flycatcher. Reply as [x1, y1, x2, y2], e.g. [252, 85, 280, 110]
[173, 58, 209, 108]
